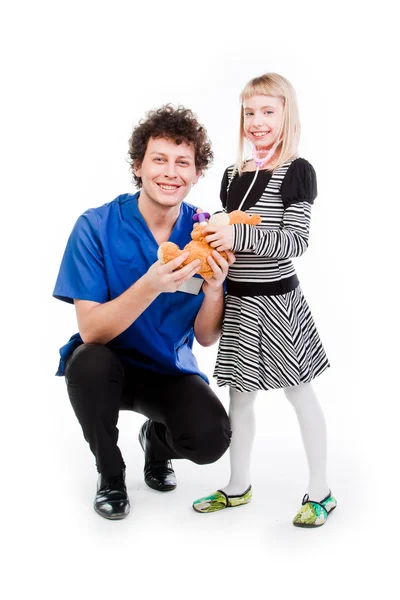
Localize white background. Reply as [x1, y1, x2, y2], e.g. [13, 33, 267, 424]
[1, 1, 399, 598]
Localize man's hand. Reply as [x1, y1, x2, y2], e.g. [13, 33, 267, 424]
[202, 249, 236, 295]
[204, 225, 234, 252]
[144, 252, 201, 294]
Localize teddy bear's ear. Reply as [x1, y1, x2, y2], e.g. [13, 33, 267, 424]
[158, 242, 182, 265]
[157, 246, 166, 263]
[209, 212, 230, 226]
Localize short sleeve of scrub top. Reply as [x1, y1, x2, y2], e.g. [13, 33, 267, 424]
[53, 210, 109, 305]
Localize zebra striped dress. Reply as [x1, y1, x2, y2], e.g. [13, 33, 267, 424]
[214, 157, 330, 392]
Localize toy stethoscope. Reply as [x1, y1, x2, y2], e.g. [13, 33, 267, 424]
[236, 140, 279, 211]
[192, 140, 279, 226]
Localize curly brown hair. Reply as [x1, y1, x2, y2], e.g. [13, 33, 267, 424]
[128, 104, 213, 188]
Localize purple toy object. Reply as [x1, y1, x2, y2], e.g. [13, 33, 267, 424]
[192, 211, 211, 224]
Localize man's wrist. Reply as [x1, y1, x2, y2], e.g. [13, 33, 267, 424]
[135, 273, 161, 300]
[202, 283, 224, 298]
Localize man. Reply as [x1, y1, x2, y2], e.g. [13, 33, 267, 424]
[53, 105, 234, 520]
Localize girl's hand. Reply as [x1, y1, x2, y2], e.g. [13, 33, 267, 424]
[202, 250, 236, 295]
[204, 225, 234, 252]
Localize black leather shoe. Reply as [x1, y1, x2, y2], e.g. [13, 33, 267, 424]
[94, 469, 130, 520]
[138, 420, 177, 492]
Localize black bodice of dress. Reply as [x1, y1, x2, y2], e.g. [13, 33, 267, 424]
[220, 158, 317, 213]
[221, 169, 273, 213]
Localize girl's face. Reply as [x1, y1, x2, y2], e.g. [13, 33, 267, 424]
[243, 94, 284, 149]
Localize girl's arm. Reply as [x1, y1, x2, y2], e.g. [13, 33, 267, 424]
[231, 201, 311, 258]
[205, 158, 317, 259]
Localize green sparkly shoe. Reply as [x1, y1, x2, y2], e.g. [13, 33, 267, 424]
[192, 486, 252, 513]
[293, 491, 337, 527]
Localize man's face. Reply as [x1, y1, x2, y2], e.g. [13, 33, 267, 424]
[135, 137, 200, 210]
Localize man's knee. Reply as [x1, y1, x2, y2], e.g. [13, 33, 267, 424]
[65, 343, 123, 384]
[176, 421, 232, 465]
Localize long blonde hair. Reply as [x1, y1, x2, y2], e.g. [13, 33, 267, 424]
[236, 73, 300, 174]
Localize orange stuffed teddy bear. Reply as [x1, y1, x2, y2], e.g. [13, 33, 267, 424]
[157, 210, 261, 280]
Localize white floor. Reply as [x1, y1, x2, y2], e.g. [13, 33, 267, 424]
[6, 359, 397, 600]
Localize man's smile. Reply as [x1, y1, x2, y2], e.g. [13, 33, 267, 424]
[156, 182, 182, 192]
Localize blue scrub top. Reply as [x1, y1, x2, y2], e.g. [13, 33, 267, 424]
[53, 192, 208, 382]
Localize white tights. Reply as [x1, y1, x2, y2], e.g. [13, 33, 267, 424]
[222, 382, 330, 501]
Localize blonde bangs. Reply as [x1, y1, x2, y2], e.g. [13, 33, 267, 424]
[236, 73, 301, 175]
[240, 78, 279, 102]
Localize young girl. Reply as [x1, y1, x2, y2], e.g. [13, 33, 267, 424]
[192, 73, 337, 527]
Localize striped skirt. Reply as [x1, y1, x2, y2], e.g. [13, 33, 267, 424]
[214, 286, 330, 392]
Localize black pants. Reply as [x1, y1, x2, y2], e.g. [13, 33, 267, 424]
[65, 344, 232, 477]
